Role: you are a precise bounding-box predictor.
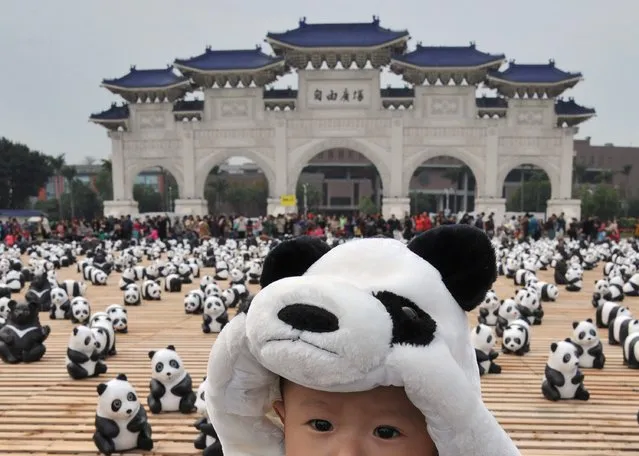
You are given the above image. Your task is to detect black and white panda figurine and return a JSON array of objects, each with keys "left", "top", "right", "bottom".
[
  {"left": 178, "top": 263, "right": 194, "bottom": 284},
  {"left": 90, "top": 267, "right": 108, "bottom": 286},
  {"left": 538, "top": 282, "right": 558, "bottom": 302},
  {"left": 246, "top": 262, "right": 262, "bottom": 285},
  {"left": 229, "top": 268, "right": 245, "bottom": 286},
  {"left": 515, "top": 289, "right": 543, "bottom": 326},
  {"left": 495, "top": 298, "right": 520, "bottom": 338},
  {"left": 49, "top": 286, "right": 71, "bottom": 320},
  {"left": 61, "top": 279, "right": 87, "bottom": 297},
  {"left": 25, "top": 272, "right": 52, "bottom": 312},
  {"left": 608, "top": 315, "right": 639, "bottom": 346},
  {"left": 106, "top": 304, "right": 128, "bottom": 334},
  {"left": 199, "top": 275, "right": 216, "bottom": 292},
  {"left": 118, "top": 268, "right": 137, "bottom": 291},
  {"left": 622, "top": 332, "right": 639, "bottom": 368},
  {"left": 501, "top": 319, "right": 531, "bottom": 356},
  {"left": 477, "top": 290, "right": 500, "bottom": 327},
  {"left": 66, "top": 325, "right": 108, "bottom": 379},
  {"left": 213, "top": 261, "right": 228, "bottom": 281},
  {"left": 569, "top": 319, "right": 605, "bottom": 369},
  {"left": 623, "top": 273, "right": 639, "bottom": 296},
  {"left": 564, "top": 267, "right": 582, "bottom": 292},
  {"left": 595, "top": 301, "right": 630, "bottom": 329},
  {"left": 203, "top": 282, "right": 222, "bottom": 298},
  {"left": 90, "top": 312, "right": 117, "bottom": 357},
  {"left": 513, "top": 268, "right": 531, "bottom": 286},
  {"left": 470, "top": 324, "right": 501, "bottom": 375},
  {"left": 70, "top": 297, "right": 91, "bottom": 324},
  {"left": 147, "top": 345, "right": 196, "bottom": 414},
  {"left": 193, "top": 377, "right": 222, "bottom": 456},
  {"left": 142, "top": 280, "right": 162, "bottom": 301},
  {"left": 0, "top": 299, "right": 51, "bottom": 363},
  {"left": 123, "top": 283, "right": 142, "bottom": 306},
  {"left": 0, "top": 284, "right": 11, "bottom": 299},
  {"left": 164, "top": 274, "right": 182, "bottom": 293},
  {"left": 608, "top": 277, "right": 625, "bottom": 302},
  {"left": 188, "top": 261, "right": 200, "bottom": 279},
  {"left": 93, "top": 373, "right": 154, "bottom": 456},
  {"left": 541, "top": 339, "right": 590, "bottom": 401},
  {"left": 184, "top": 290, "right": 205, "bottom": 315},
  {"left": 202, "top": 296, "right": 228, "bottom": 334},
  {"left": 4, "top": 269, "right": 24, "bottom": 292}
]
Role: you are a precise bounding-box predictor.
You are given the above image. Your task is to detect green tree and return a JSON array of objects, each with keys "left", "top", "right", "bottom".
[
  {"left": 595, "top": 169, "right": 615, "bottom": 184},
  {"left": 576, "top": 184, "right": 621, "bottom": 220},
  {"left": 409, "top": 192, "right": 437, "bottom": 214},
  {"left": 0, "top": 137, "right": 53, "bottom": 208},
  {"left": 94, "top": 159, "right": 113, "bottom": 201},
  {"left": 61, "top": 165, "right": 78, "bottom": 218},
  {"left": 134, "top": 184, "right": 163, "bottom": 212},
  {"left": 358, "top": 195, "right": 378, "bottom": 215},
  {"left": 572, "top": 162, "right": 588, "bottom": 187},
  {"left": 620, "top": 164, "right": 633, "bottom": 200},
  {"left": 296, "top": 182, "right": 322, "bottom": 212},
  {"left": 205, "top": 166, "right": 228, "bottom": 213}
]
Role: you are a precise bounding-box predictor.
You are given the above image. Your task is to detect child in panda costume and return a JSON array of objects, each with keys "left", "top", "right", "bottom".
[{"left": 205, "top": 229, "right": 520, "bottom": 456}]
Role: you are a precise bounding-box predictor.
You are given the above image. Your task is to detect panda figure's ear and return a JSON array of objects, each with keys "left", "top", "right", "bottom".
[
  {"left": 564, "top": 337, "right": 572, "bottom": 343},
  {"left": 97, "top": 383, "right": 107, "bottom": 396},
  {"left": 572, "top": 321, "right": 579, "bottom": 329},
  {"left": 260, "top": 236, "right": 331, "bottom": 288},
  {"left": 550, "top": 342, "right": 558, "bottom": 352},
  {"left": 167, "top": 345, "right": 176, "bottom": 351},
  {"left": 408, "top": 225, "right": 497, "bottom": 312},
  {"left": 586, "top": 318, "right": 593, "bottom": 323},
  {"left": 148, "top": 350, "right": 156, "bottom": 359},
  {"left": 73, "top": 327, "right": 79, "bottom": 335},
  {"left": 116, "top": 373, "right": 128, "bottom": 381},
  {"left": 475, "top": 326, "right": 481, "bottom": 334}
]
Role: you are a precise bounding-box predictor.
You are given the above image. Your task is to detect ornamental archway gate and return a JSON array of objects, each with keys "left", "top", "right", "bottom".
[{"left": 101, "top": 70, "right": 581, "bottom": 222}]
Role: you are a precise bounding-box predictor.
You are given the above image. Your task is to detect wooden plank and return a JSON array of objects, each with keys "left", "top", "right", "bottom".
[{"left": 0, "top": 258, "right": 638, "bottom": 455}]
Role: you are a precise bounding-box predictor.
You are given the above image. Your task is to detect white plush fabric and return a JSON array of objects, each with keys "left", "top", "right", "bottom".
[{"left": 207, "top": 236, "right": 521, "bottom": 456}]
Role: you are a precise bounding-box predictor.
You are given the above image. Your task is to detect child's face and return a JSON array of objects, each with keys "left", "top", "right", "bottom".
[{"left": 273, "top": 380, "right": 436, "bottom": 456}]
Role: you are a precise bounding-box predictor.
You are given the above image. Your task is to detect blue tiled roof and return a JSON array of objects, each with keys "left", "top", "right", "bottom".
[
  {"left": 89, "top": 103, "right": 130, "bottom": 120},
  {"left": 392, "top": 43, "right": 504, "bottom": 68},
  {"left": 266, "top": 17, "right": 409, "bottom": 48},
  {"left": 102, "top": 66, "right": 189, "bottom": 89},
  {"left": 174, "top": 47, "right": 284, "bottom": 71},
  {"left": 263, "top": 88, "right": 298, "bottom": 99},
  {"left": 555, "top": 98, "right": 595, "bottom": 116},
  {"left": 173, "top": 100, "right": 204, "bottom": 112},
  {"left": 380, "top": 87, "right": 414, "bottom": 97},
  {"left": 476, "top": 96, "right": 508, "bottom": 109},
  {"left": 487, "top": 60, "right": 582, "bottom": 84}
]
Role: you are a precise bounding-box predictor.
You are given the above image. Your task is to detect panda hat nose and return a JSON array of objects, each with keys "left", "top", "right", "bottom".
[
  {"left": 126, "top": 409, "right": 132, "bottom": 415},
  {"left": 278, "top": 304, "right": 339, "bottom": 333}
]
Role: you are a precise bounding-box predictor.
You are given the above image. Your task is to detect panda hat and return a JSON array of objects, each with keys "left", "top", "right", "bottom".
[{"left": 206, "top": 226, "right": 520, "bottom": 456}]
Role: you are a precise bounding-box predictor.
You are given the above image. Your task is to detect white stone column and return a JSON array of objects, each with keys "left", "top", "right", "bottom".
[
  {"left": 103, "top": 131, "right": 139, "bottom": 216},
  {"left": 267, "top": 198, "right": 295, "bottom": 216},
  {"left": 389, "top": 118, "right": 404, "bottom": 197},
  {"left": 382, "top": 197, "right": 410, "bottom": 219},
  {"left": 474, "top": 129, "right": 506, "bottom": 220},
  {"left": 173, "top": 124, "right": 208, "bottom": 216},
  {"left": 274, "top": 120, "right": 289, "bottom": 197}
]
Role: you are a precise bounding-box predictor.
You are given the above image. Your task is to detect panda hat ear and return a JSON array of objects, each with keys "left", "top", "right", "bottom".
[
  {"left": 408, "top": 225, "right": 497, "bottom": 312},
  {"left": 550, "top": 342, "right": 558, "bottom": 352},
  {"left": 167, "top": 345, "right": 176, "bottom": 351},
  {"left": 73, "top": 327, "right": 79, "bottom": 335},
  {"left": 148, "top": 350, "right": 156, "bottom": 359},
  {"left": 564, "top": 337, "right": 572, "bottom": 343},
  {"left": 586, "top": 318, "right": 593, "bottom": 323},
  {"left": 97, "top": 383, "right": 107, "bottom": 396},
  {"left": 259, "top": 236, "right": 331, "bottom": 288},
  {"left": 572, "top": 321, "right": 579, "bottom": 329},
  {"left": 7, "top": 300, "right": 17, "bottom": 312},
  {"left": 475, "top": 326, "right": 481, "bottom": 334}
]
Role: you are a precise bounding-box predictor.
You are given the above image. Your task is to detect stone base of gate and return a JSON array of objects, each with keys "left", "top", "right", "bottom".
[
  {"left": 474, "top": 198, "right": 507, "bottom": 224},
  {"left": 382, "top": 197, "right": 411, "bottom": 220},
  {"left": 546, "top": 199, "right": 581, "bottom": 221},
  {"left": 267, "top": 198, "right": 297, "bottom": 216},
  {"left": 174, "top": 199, "right": 208, "bottom": 216},
  {"left": 103, "top": 200, "right": 139, "bottom": 217}
]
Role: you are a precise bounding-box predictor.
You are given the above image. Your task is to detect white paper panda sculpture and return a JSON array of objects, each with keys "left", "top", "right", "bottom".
[
  {"left": 569, "top": 319, "right": 605, "bottom": 369},
  {"left": 123, "top": 284, "right": 141, "bottom": 306},
  {"left": 70, "top": 297, "right": 91, "bottom": 324},
  {"left": 502, "top": 320, "right": 531, "bottom": 356},
  {"left": 564, "top": 267, "right": 583, "bottom": 292},
  {"left": 61, "top": 279, "right": 87, "bottom": 297},
  {"left": 538, "top": 282, "right": 558, "bottom": 302},
  {"left": 495, "top": 298, "right": 520, "bottom": 338},
  {"left": 184, "top": 290, "right": 205, "bottom": 315},
  {"left": 164, "top": 274, "right": 182, "bottom": 293},
  {"left": 202, "top": 296, "right": 228, "bottom": 334},
  {"left": 142, "top": 280, "right": 161, "bottom": 301},
  {"left": 90, "top": 312, "right": 117, "bottom": 358},
  {"left": 66, "top": 325, "right": 108, "bottom": 379},
  {"left": 623, "top": 332, "right": 639, "bottom": 368},
  {"left": 471, "top": 324, "right": 501, "bottom": 375},
  {"left": 147, "top": 345, "right": 196, "bottom": 414},
  {"left": 106, "top": 305, "right": 128, "bottom": 334},
  {"left": 596, "top": 302, "right": 630, "bottom": 329},
  {"left": 199, "top": 275, "right": 216, "bottom": 292},
  {"left": 49, "top": 287, "right": 71, "bottom": 320},
  {"left": 541, "top": 339, "right": 590, "bottom": 401},
  {"left": 193, "top": 377, "right": 222, "bottom": 456},
  {"left": 93, "top": 373, "right": 154, "bottom": 455},
  {"left": 477, "top": 290, "right": 500, "bottom": 326}
]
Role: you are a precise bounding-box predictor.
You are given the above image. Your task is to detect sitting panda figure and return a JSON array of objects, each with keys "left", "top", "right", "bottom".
[
  {"left": 178, "top": 263, "right": 194, "bottom": 284},
  {"left": 89, "top": 267, "right": 108, "bottom": 286},
  {"left": 184, "top": 290, "right": 205, "bottom": 315},
  {"left": 541, "top": 339, "right": 590, "bottom": 401},
  {"left": 477, "top": 290, "right": 500, "bottom": 327},
  {"left": 623, "top": 273, "right": 639, "bottom": 297},
  {"left": 608, "top": 315, "right": 639, "bottom": 346},
  {"left": 106, "top": 304, "right": 128, "bottom": 334},
  {"left": 25, "top": 272, "right": 52, "bottom": 312},
  {"left": 193, "top": 377, "right": 222, "bottom": 456},
  {"left": 90, "top": 312, "right": 117, "bottom": 358},
  {"left": 164, "top": 274, "right": 183, "bottom": 293},
  {"left": 66, "top": 325, "right": 108, "bottom": 379},
  {"left": 553, "top": 259, "right": 568, "bottom": 285},
  {"left": 147, "top": 345, "right": 196, "bottom": 414},
  {"left": 142, "top": 280, "right": 162, "bottom": 301},
  {"left": 502, "top": 320, "right": 531, "bottom": 356},
  {"left": 3, "top": 269, "right": 24, "bottom": 292},
  {"left": 118, "top": 268, "right": 137, "bottom": 291},
  {"left": 569, "top": 319, "right": 605, "bottom": 369},
  {"left": 470, "top": 324, "right": 501, "bottom": 375},
  {"left": 123, "top": 284, "right": 142, "bottom": 306},
  {"left": 513, "top": 268, "right": 532, "bottom": 286},
  {"left": 144, "top": 264, "right": 160, "bottom": 280},
  {"left": 199, "top": 275, "right": 216, "bottom": 292},
  {"left": 495, "top": 298, "right": 520, "bottom": 338},
  {"left": 60, "top": 279, "right": 87, "bottom": 298},
  {"left": 70, "top": 297, "right": 91, "bottom": 324},
  {"left": 591, "top": 291, "right": 608, "bottom": 309},
  {"left": 537, "top": 282, "right": 559, "bottom": 302},
  {"left": 188, "top": 261, "right": 200, "bottom": 279},
  {"left": 608, "top": 277, "right": 625, "bottom": 302},
  {"left": 202, "top": 296, "right": 228, "bottom": 334},
  {"left": 0, "top": 299, "right": 51, "bottom": 363},
  {"left": 623, "top": 332, "right": 639, "bottom": 368},
  {"left": 564, "top": 267, "right": 583, "bottom": 292},
  {"left": 203, "top": 283, "right": 222, "bottom": 298},
  {"left": 49, "top": 287, "right": 71, "bottom": 320},
  {"left": 93, "top": 373, "right": 154, "bottom": 456},
  {"left": 246, "top": 262, "right": 262, "bottom": 285},
  {"left": 213, "top": 261, "right": 228, "bottom": 281},
  {"left": 595, "top": 301, "right": 630, "bottom": 329},
  {"left": 229, "top": 268, "right": 245, "bottom": 286},
  {"left": 516, "top": 289, "right": 543, "bottom": 326}
]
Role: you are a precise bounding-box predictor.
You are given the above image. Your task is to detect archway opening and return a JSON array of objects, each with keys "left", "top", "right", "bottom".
[
  {"left": 297, "top": 148, "right": 383, "bottom": 215},
  {"left": 204, "top": 157, "right": 269, "bottom": 216},
  {"left": 503, "top": 165, "right": 551, "bottom": 213},
  {"left": 408, "top": 157, "right": 476, "bottom": 215},
  {"left": 133, "top": 167, "right": 179, "bottom": 213}
]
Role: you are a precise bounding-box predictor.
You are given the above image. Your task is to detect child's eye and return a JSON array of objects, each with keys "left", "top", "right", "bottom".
[
  {"left": 308, "top": 419, "right": 333, "bottom": 432},
  {"left": 374, "top": 426, "right": 400, "bottom": 439}
]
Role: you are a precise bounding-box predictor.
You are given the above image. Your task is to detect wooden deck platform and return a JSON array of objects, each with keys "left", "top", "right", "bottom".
[{"left": 0, "top": 260, "right": 638, "bottom": 455}]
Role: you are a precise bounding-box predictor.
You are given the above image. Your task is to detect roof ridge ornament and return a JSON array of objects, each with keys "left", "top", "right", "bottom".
[
  {"left": 206, "top": 45, "right": 212, "bottom": 52},
  {"left": 469, "top": 41, "right": 476, "bottom": 49},
  {"left": 255, "top": 44, "right": 261, "bottom": 51},
  {"left": 372, "top": 15, "right": 380, "bottom": 25},
  {"left": 548, "top": 58, "right": 555, "bottom": 67},
  {"left": 130, "top": 65, "right": 136, "bottom": 71},
  {"left": 299, "top": 16, "right": 307, "bottom": 26}
]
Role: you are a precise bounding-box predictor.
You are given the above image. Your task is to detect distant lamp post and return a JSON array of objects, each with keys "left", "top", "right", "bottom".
[{"left": 302, "top": 183, "right": 309, "bottom": 216}]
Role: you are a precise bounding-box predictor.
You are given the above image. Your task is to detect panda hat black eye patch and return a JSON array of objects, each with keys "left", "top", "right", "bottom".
[{"left": 373, "top": 291, "right": 437, "bottom": 346}]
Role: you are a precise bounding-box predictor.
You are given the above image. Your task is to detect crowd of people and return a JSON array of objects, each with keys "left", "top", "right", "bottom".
[{"left": 0, "top": 210, "right": 635, "bottom": 245}]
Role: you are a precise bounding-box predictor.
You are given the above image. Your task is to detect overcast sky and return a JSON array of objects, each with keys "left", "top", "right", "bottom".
[{"left": 0, "top": 0, "right": 636, "bottom": 164}]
